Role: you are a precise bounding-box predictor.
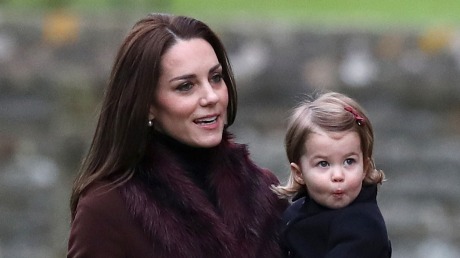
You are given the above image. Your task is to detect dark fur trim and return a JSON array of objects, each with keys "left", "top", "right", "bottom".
[{"left": 119, "top": 132, "right": 285, "bottom": 257}]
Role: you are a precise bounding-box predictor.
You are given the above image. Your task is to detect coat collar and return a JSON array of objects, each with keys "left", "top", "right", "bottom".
[
  {"left": 296, "top": 184, "right": 378, "bottom": 217},
  {"left": 118, "top": 131, "right": 283, "bottom": 257}
]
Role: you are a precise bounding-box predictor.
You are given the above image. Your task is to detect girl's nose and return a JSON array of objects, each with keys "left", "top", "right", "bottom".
[{"left": 331, "top": 167, "right": 345, "bottom": 182}]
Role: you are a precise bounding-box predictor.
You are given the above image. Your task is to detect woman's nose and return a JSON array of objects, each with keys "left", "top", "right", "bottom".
[{"left": 199, "top": 83, "right": 219, "bottom": 106}]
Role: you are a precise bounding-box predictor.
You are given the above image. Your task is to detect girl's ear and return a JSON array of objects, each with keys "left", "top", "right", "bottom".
[{"left": 290, "top": 162, "right": 305, "bottom": 185}]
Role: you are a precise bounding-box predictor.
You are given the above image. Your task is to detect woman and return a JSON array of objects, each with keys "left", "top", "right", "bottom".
[{"left": 68, "top": 13, "right": 287, "bottom": 257}]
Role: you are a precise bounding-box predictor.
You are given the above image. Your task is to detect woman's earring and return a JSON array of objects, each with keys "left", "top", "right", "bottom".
[{"left": 148, "top": 119, "right": 153, "bottom": 127}]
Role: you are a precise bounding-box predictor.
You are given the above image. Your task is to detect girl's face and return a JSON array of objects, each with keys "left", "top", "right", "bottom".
[
  {"left": 150, "top": 38, "right": 228, "bottom": 148},
  {"left": 292, "top": 130, "right": 366, "bottom": 209}
]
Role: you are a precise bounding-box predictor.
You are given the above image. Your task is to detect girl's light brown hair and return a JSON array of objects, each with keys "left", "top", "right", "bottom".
[{"left": 273, "top": 91, "right": 385, "bottom": 199}]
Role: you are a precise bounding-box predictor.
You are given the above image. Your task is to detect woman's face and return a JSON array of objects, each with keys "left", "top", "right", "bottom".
[
  {"left": 150, "top": 38, "right": 228, "bottom": 148},
  {"left": 291, "top": 130, "right": 366, "bottom": 209}
]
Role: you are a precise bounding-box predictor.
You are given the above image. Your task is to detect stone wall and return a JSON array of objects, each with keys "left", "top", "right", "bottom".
[{"left": 1, "top": 11, "right": 459, "bottom": 258}]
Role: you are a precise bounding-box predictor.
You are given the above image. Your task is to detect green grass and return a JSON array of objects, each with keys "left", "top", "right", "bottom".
[
  {"left": 2, "top": 0, "right": 460, "bottom": 28},
  {"left": 168, "top": 0, "right": 460, "bottom": 28}
]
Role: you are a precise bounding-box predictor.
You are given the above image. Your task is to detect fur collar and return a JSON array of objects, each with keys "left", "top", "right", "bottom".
[{"left": 119, "top": 132, "right": 284, "bottom": 257}]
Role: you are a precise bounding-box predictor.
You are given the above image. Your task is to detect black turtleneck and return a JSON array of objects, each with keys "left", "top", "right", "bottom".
[{"left": 153, "top": 131, "right": 218, "bottom": 206}]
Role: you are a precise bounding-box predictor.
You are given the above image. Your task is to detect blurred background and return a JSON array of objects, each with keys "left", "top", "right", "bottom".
[{"left": 1, "top": 0, "right": 460, "bottom": 257}]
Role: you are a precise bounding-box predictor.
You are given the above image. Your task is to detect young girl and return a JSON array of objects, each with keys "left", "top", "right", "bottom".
[{"left": 272, "top": 92, "right": 392, "bottom": 258}]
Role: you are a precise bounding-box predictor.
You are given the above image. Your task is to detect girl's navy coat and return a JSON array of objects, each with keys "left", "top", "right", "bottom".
[{"left": 280, "top": 185, "right": 391, "bottom": 258}]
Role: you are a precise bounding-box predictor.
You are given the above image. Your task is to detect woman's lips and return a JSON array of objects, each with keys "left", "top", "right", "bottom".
[{"left": 194, "top": 115, "right": 218, "bottom": 125}]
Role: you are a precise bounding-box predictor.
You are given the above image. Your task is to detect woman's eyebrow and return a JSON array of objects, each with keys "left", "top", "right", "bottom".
[
  {"left": 169, "top": 64, "right": 222, "bottom": 83},
  {"left": 209, "top": 63, "right": 222, "bottom": 73},
  {"left": 169, "top": 74, "right": 195, "bottom": 83}
]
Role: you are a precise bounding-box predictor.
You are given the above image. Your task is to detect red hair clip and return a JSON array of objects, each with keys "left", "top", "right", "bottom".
[{"left": 344, "top": 106, "right": 365, "bottom": 126}]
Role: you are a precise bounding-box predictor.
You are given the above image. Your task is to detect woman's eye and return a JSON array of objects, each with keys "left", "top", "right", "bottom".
[
  {"left": 176, "top": 82, "right": 193, "bottom": 92},
  {"left": 318, "top": 161, "right": 329, "bottom": 168},
  {"left": 210, "top": 73, "right": 223, "bottom": 83}
]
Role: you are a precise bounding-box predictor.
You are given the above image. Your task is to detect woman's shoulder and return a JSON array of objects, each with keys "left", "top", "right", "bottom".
[
  {"left": 80, "top": 180, "right": 119, "bottom": 202},
  {"left": 75, "top": 180, "right": 127, "bottom": 219},
  {"left": 225, "top": 137, "right": 280, "bottom": 185},
  {"left": 258, "top": 167, "right": 280, "bottom": 185},
  {"left": 69, "top": 180, "right": 149, "bottom": 257}
]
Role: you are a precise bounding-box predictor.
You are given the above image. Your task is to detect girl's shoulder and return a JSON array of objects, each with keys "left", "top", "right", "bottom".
[
  {"left": 333, "top": 201, "right": 388, "bottom": 239},
  {"left": 281, "top": 196, "right": 306, "bottom": 224}
]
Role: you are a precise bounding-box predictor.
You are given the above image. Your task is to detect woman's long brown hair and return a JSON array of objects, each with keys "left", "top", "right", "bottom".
[{"left": 70, "top": 13, "right": 237, "bottom": 219}]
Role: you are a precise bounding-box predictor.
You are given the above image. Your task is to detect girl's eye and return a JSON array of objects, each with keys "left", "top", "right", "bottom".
[
  {"left": 210, "top": 73, "right": 223, "bottom": 84},
  {"left": 176, "top": 82, "right": 193, "bottom": 92},
  {"left": 318, "top": 161, "right": 329, "bottom": 168},
  {"left": 344, "top": 158, "right": 355, "bottom": 166}
]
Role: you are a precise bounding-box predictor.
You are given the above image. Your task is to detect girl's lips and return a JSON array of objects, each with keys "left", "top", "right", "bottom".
[
  {"left": 332, "top": 189, "right": 344, "bottom": 197},
  {"left": 333, "top": 189, "right": 344, "bottom": 194}
]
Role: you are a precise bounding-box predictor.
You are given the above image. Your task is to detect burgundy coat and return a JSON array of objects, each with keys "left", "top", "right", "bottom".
[{"left": 68, "top": 133, "right": 287, "bottom": 258}]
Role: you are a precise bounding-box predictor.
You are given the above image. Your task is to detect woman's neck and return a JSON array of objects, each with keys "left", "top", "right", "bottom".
[
  {"left": 153, "top": 131, "right": 217, "bottom": 162},
  {"left": 153, "top": 131, "right": 218, "bottom": 203}
]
